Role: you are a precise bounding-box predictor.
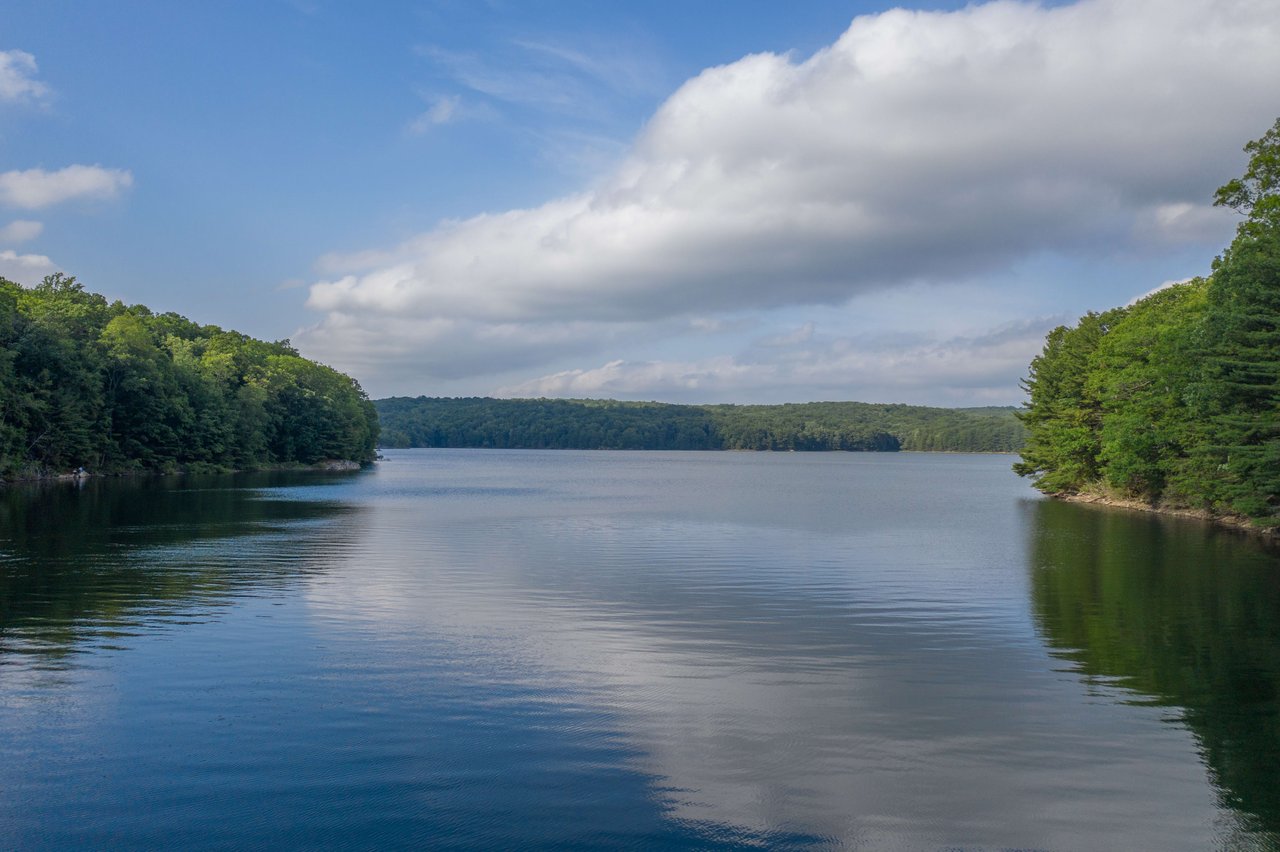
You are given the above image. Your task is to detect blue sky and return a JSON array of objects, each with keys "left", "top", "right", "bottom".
[{"left": 2, "top": 0, "right": 1276, "bottom": 404}]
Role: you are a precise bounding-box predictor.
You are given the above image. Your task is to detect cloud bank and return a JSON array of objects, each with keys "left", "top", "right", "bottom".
[
  {"left": 0, "top": 165, "right": 134, "bottom": 210},
  {"left": 496, "top": 319, "right": 1056, "bottom": 405},
  {"left": 0, "top": 220, "right": 42, "bottom": 243},
  {"left": 0, "top": 249, "right": 57, "bottom": 284},
  {"left": 302, "top": 0, "right": 1279, "bottom": 399}
]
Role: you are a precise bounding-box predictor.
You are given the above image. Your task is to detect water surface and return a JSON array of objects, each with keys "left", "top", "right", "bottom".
[{"left": 1, "top": 450, "right": 1277, "bottom": 849}]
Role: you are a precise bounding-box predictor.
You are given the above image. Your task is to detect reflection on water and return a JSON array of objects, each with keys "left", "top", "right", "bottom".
[
  {"left": 1030, "top": 499, "right": 1280, "bottom": 846},
  {"left": 2, "top": 451, "right": 1279, "bottom": 849},
  {"left": 0, "top": 470, "right": 363, "bottom": 665}
]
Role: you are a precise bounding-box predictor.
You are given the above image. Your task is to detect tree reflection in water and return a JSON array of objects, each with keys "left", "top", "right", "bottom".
[
  {"left": 0, "top": 470, "right": 364, "bottom": 666},
  {"left": 1029, "top": 499, "right": 1280, "bottom": 842}
]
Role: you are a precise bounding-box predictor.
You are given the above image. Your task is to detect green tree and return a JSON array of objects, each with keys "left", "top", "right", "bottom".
[
  {"left": 1013, "top": 311, "right": 1116, "bottom": 492},
  {"left": 0, "top": 274, "right": 377, "bottom": 479},
  {"left": 1192, "top": 119, "right": 1280, "bottom": 522},
  {"left": 1015, "top": 117, "right": 1280, "bottom": 528},
  {"left": 1088, "top": 281, "right": 1207, "bottom": 499},
  {"left": 1214, "top": 117, "right": 1280, "bottom": 227}
]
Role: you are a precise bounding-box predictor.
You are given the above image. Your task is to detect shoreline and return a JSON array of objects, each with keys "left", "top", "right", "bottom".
[
  {"left": 0, "top": 458, "right": 368, "bottom": 487},
  {"left": 1055, "top": 491, "right": 1277, "bottom": 538},
  {"left": 377, "top": 446, "right": 1020, "bottom": 454}
]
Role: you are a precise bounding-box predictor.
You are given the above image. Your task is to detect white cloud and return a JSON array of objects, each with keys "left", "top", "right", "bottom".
[
  {"left": 1126, "top": 277, "right": 1194, "bottom": 306},
  {"left": 508, "top": 36, "right": 666, "bottom": 100},
  {"left": 417, "top": 33, "right": 663, "bottom": 117},
  {"left": 1133, "top": 202, "right": 1236, "bottom": 245},
  {"left": 0, "top": 165, "right": 134, "bottom": 210},
  {"left": 408, "top": 94, "right": 462, "bottom": 134},
  {"left": 405, "top": 93, "right": 501, "bottom": 137},
  {"left": 495, "top": 319, "right": 1057, "bottom": 405},
  {"left": 410, "top": 29, "right": 663, "bottom": 175},
  {"left": 499, "top": 357, "right": 755, "bottom": 399},
  {"left": 0, "top": 50, "right": 49, "bottom": 104},
  {"left": 417, "top": 43, "right": 586, "bottom": 113},
  {"left": 299, "top": 309, "right": 646, "bottom": 395},
  {"left": 304, "top": 0, "right": 1280, "bottom": 395},
  {"left": 0, "top": 249, "right": 58, "bottom": 284},
  {"left": 0, "top": 219, "right": 43, "bottom": 243},
  {"left": 758, "top": 322, "right": 815, "bottom": 348}
]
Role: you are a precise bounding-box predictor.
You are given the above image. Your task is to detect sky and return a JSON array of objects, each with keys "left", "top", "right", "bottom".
[{"left": 2, "top": 0, "right": 1277, "bottom": 406}]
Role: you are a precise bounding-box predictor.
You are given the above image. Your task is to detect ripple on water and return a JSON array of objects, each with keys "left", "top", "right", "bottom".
[{"left": 2, "top": 450, "right": 1278, "bottom": 850}]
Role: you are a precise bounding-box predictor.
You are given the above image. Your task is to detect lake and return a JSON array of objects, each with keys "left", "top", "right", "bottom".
[{"left": 2, "top": 450, "right": 1278, "bottom": 850}]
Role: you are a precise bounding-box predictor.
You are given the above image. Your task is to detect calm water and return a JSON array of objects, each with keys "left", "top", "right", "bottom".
[{"left": 1, "top": 450, "right": 1278, "bottom": 850}]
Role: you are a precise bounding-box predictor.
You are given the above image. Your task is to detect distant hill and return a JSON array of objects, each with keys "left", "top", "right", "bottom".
[{"left": 373, "top": 397, "right": 1025, "bottom": 453}]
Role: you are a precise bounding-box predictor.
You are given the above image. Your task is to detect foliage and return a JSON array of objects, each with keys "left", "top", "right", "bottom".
[
  {"left": 373, "top": 396, "right": 1026, "bottom": 454},
  {"left": 0, "top": 275, "right": 378, "bottom": 478},
  {"left": 1012, "top": 311, "right": 1113, "bottom": 492},
  {"left": 1091, "top": 284, "right": 1206, "bottom": 501},
  {"left": 1214, "top": 116, "right": 1280, "bottom": 226},
  {"left": 1016, "top": 117, "right": 1280, "bottom": 527}
]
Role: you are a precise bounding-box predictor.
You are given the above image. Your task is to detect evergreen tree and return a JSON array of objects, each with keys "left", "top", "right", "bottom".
[
  {"left": 1012, "top": 311, "right": 1116, "bottom": 492},
  {"left": 1193, "top": 118, "right": 1280, "bottom": 521}
]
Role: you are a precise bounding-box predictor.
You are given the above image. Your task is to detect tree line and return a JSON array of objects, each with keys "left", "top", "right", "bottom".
[
  {"left": 1015, "top": 118, "right": 1280, "bottom": 528},
  {"left": 0, "top": 274, "right": 379, "bottom": 479},
  {"left": 374, "top": 396, "right": 1026, "bottom": 453}
]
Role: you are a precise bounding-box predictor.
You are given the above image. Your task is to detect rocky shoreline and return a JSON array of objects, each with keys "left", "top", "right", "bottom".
[{"left": 1056, "top": 491, "right": 1277, "bottom": 538}]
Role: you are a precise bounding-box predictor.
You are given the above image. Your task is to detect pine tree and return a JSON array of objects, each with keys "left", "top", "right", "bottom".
[
  {"left": 1192, "top": 119, "right": 1280, "bottom": 522},
  {"left": 1012, "top": 311, "right": 1117, "bottom": 492}
]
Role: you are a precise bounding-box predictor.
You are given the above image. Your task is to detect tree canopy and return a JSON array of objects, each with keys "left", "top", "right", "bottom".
[{"left": 0, "top": 274, "right": 378, "bottom": 478}]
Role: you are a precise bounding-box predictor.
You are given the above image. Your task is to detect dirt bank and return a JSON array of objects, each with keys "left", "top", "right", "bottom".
[{"left": 1056, "top": 491, "right": 1277, "bottom": 538}]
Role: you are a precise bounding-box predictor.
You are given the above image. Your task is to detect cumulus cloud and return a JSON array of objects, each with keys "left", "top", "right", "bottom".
[
  {"left": 0, "top": 249, "right": 57, "bottom": 284},
  {"left": 0, "top": 165, "right": 133, "bottom": 210},
  {"left": 0, "top": 50, "right": 49, "bottom": 104},
  {"left": 0, "top": 220, "right": 43, "bottom": 242},
  {"left": 303, "top": 0, "right": 1279, "bottom": 395},
  {"left": 302, "top": 309, "right": 649, "bottom": 395}
]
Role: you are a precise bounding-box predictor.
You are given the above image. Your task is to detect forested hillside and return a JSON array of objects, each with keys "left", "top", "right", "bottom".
[
  {"left": 0, "top": 274, "right": 379, "bottom": 479},
  {"left": 1015, "top": 118, "right": 1280, "bottom": 528},
  {"left": 374, "top": 396, "right": 1025, "bottom": 453}
]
